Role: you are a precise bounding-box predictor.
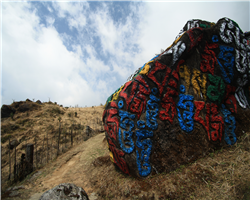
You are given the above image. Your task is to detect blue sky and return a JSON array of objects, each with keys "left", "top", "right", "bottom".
[{"left": 1, "top": 1, "right": 249, "bottom": 107}]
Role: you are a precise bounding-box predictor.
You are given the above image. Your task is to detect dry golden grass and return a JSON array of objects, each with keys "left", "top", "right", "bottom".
[
  {"left": 1, "top": 102, "right": 104, "bottom": 193},
  {"left": 89, "top": 132, "right": 250, "bottom": 200},
  {"left": 1, "top": 101, "right": 250, "bottom": 200}
]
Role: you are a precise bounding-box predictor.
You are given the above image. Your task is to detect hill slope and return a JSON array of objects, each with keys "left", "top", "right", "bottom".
[{"left": 1, "top": 102, "right": 250, "bottom": 200}]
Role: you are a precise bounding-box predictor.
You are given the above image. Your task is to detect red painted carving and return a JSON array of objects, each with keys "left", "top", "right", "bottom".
[
  {"left": 194, "top": 101, "right": 210, "bottom": 140},
  {"left": 210, "top": 103, "right": 224, "bottom": 142},
  {"left": 200, "top": 42, "right": 218, "bottom": 75},
  {"left": 148, "top": 61, "right": 171, "bottom": 97},
  {"left": 131, "top": 75, "right": 151, "bottom": 119},
  {"left": 168, "top": 79, "right": 178, "bottom": 89},
  {"left": 187, "top": 27, "right": 203, "bottom": 51},
  {"left": 159, "top": 87, "right": 178, "bottom": 123},
  {"left": 103, "top": 102, "right": 119, "bottom": 141},
  {"left": 194, "top": 102, "right": 223, "bottom": 142},
  {"left": 119, "top": 80, "right": 136, "bottom": 110},
  {"left": 223, "top": 85, "right": 237, "bottom": 113},
  {"left": 108, "top": 138, "right": 130, "bottom": 175},
  {"left": 119, "top": 75, "right": 151, "bottom": 119},
  {"left": 159, "top": 68, "right": 179, "bottom": 124}
]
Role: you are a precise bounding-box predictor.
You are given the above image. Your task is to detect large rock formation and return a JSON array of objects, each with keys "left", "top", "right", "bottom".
[{"left": 103, "top": 18, "right": 250, "bottom": 178}]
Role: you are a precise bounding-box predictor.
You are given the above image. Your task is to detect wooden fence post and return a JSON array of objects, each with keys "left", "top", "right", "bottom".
[
  {"left": 42, "top": 136, "right": 45, "bottom": 165},
  {"left": 71, "top": 125, "right": 73, "bottom": 146},
  {"left": 57, "top": 122, "right": 61, "bottom": 156},
  {"left": 47, "top": 132, "right": 48, "bottom": 163},
  {"left": 50, "top": 135, "right": 53, "bottom": 160},
  {"left": 8, "top": 138, "right": 11, "bottom": 180},
  {"left": 14, "top": 146, "right": 16, "bottom": 181},
  {"left": 35, "top": 136, "right": 37, "bottom": 169},
  {"left": 26, "top": 144, "right": 34, "bottom": 174},
  {"left": 64, "top": 127, "right": 66, "bottom": 150}
]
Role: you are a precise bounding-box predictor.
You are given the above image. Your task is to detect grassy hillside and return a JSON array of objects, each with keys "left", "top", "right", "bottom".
[{"left": 1, "top": 101, "right": 250, "bottom": 200}]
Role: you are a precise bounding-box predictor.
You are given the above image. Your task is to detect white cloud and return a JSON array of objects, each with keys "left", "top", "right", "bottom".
[
  {"left": 47, "top": 5, "right": 53, "bottom": 13},
  {"left": 52, "top": 2, "right": 89, "bottom": 31},
  {"left": 46, "top": 16, "right": 55, "bottom": 26},
  {"left": 2, "top": 2, "right": 105, "bottom": 106},
  {"left": 2, "top": 1, "right": 249, "bottom": 107}
]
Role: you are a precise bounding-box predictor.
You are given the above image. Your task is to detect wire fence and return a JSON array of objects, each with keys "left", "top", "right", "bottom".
[{"left": 4, "top": 119, "right": 104, "bottom": 183}]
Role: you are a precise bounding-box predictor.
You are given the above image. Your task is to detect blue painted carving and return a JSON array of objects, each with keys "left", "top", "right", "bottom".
[
  {"left": 212, "top": 35, "right": 219, "bottom": 43},
  {"left": 217, "top": 45, "right": 234, "bottom": 84},
  {"left": 221, "top": 104, "right": 237, "bottom": 145},
  {"left": 146, "top": 88, "right": 160, "bottom": 130},
  {"left": 136, "top": 129, "right": 153, "bottom": 177},
  {"left": 177, "top": 85, "right": 194, "bottom": 133},
  {"left": 118, "top": 109, "right": 135, "bottom": 154},
  {"left": 137, "top": 120, "right": 146, "bottom": 129},
  {"left": 118, "top": 100, "right": 124, "bottom": 109}
]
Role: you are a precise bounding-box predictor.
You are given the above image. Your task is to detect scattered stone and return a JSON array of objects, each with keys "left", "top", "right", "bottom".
[
  {"left": 39, "top": 183, "right": 89, "bottom": 200},
  {"left": 103, "top": 17, "right": 250, "bottom": 177}
]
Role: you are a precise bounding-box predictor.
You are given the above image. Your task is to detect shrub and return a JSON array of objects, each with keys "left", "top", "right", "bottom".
[{"left": 10, "top": 112, "right": 14, "bottom": 120}]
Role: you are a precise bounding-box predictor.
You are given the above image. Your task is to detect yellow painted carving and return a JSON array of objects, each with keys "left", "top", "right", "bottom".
[
  {"left": 107, "top": 141, "right": 114, "bottom": 163},
  {"left": 139, "top": 60, "right": 154, "bottom": 75},
  {"left": 111, "top": 85, "right": 125, "bottom": 102},
  {"left": 179, "top": 64, "right": 191, "bottom": 93},
  {"left": 210, "top": 22, "right": 215, "bottom": 26},
  {"left": 191, "top": 68, "right": 207, "bottom": 101},
  {"left": 109, "top": 152, "right": 114, "bottom": 163}
]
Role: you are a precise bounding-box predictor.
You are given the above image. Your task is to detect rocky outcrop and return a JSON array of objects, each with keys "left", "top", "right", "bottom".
[
  {"left": 39, "top": 183, "right": 89, "bottom": 200},
  {"left": 36, "top": 100, "right": 42, "bottom": 104},
  {"left": 1, "top": 105, "right": 15, "bottom": 118},
  {"left": 103, "top": 18, "right": 250, "bottom": 178}
]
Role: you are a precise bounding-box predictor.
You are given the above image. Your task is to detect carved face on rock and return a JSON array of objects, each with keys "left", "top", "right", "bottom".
[{"left": 103, "top": 17, "right": 250, "bottom": 177}]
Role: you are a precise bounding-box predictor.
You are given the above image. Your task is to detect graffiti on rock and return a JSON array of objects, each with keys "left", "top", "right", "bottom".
[
  {"left": 103, "top": 17, "right": 250, "bottom": 177},
  {"left": 136, "top": 121, "right": 154, "bottom": 177},
  {"left": 177, "top": 85, "right": 195, "bottom": 133},
  {"left": 200, "top": 42, "right": 218, "bottom": 75},
  {"left": 221, "top": 104, "right": 237, "bottom": 145},
  {"left": 118, "top": 100, "right": 135, "bottom": 154},
  {"left": 217, "top": 45, "right": 235, "bottom": 84}
]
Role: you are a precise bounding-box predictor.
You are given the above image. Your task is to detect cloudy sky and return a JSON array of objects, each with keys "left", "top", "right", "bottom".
[{"left": 1, "top": 1, "right": 249, "bottom": 107}]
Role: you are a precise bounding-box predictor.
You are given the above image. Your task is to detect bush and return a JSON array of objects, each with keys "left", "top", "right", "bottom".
[{"left": 10, "top": 112, "right": 14, "bottom": 120}]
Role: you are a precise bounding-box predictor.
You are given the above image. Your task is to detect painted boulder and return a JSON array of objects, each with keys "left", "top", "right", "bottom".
[{"left": 102, "top": 18, "right": 250, "bottom": 178}]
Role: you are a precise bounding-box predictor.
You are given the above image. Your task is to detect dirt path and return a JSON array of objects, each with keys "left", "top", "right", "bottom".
[{"left": 2, "top": 132, "right": 109, "bottom": 200}]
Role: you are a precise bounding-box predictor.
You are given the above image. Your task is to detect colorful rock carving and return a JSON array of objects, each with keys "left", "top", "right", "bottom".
[{"left": 103, "top": 18, "right": 250, "bottom": 178}]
